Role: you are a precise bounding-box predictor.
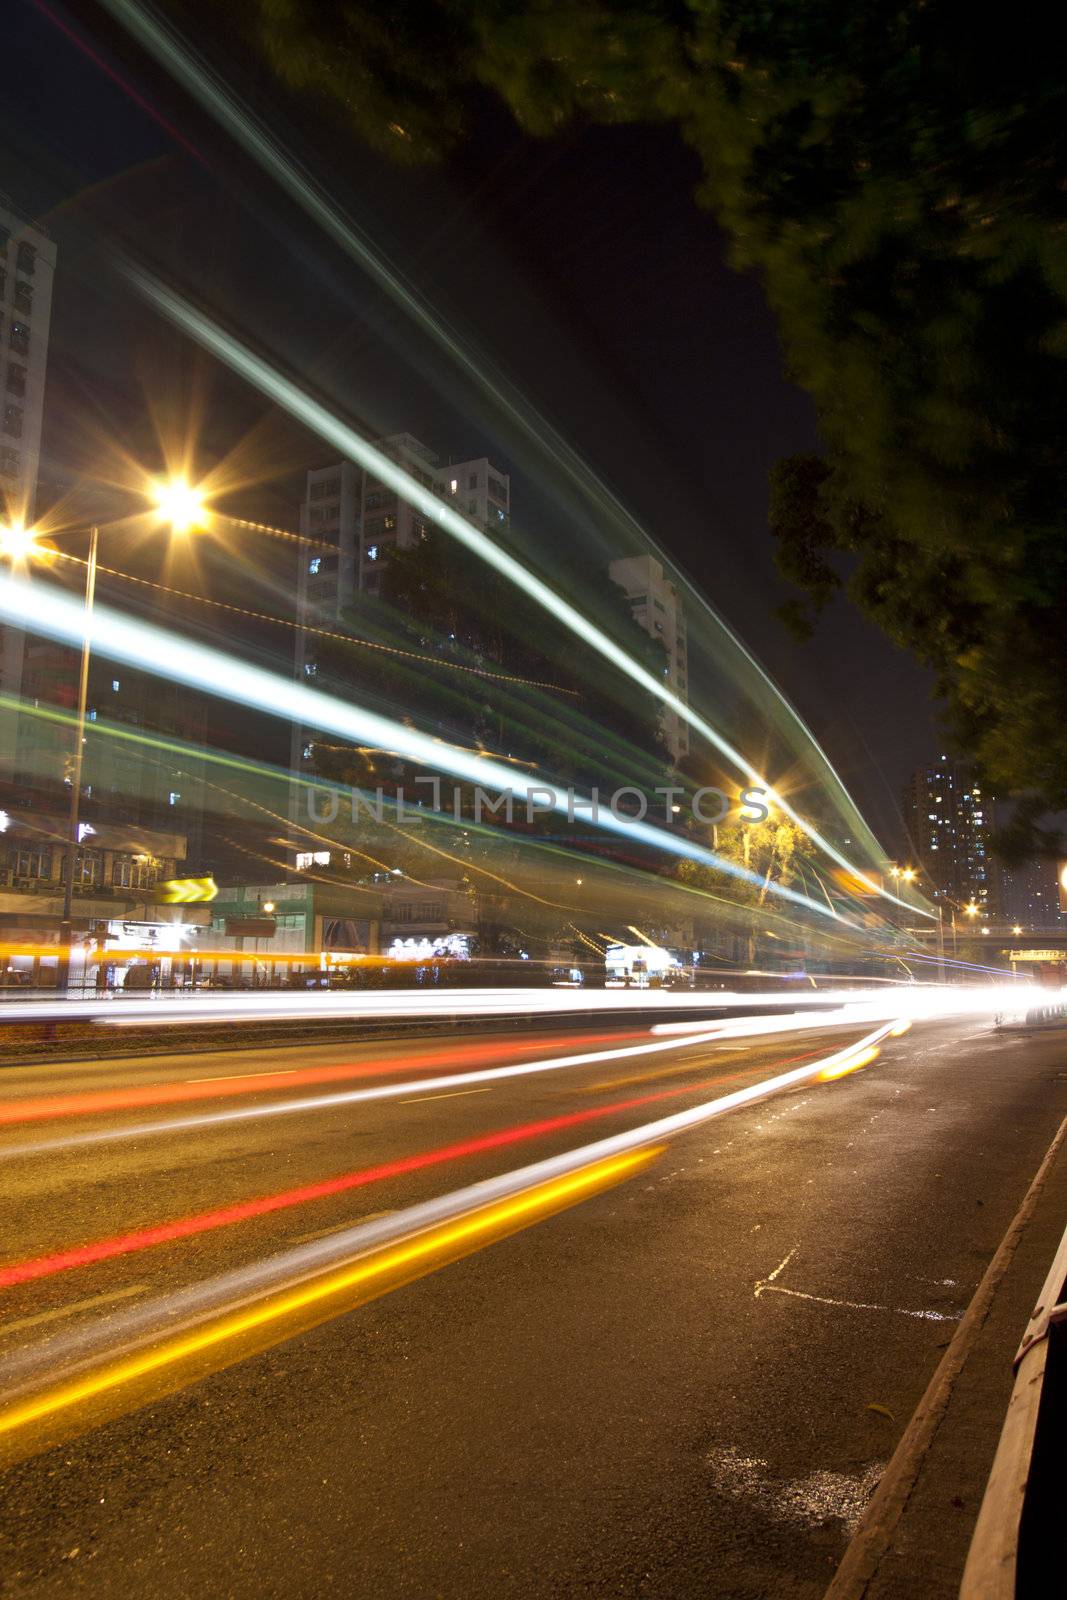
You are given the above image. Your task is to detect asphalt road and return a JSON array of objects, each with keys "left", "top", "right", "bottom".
[{"left": 0, "top": 1012, "right": 1065, "bottom": 1598}]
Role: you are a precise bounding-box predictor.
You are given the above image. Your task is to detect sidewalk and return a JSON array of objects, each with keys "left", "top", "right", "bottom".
[{"left": 826, "top": 1108, "right": 1067, "bottom": 1599}]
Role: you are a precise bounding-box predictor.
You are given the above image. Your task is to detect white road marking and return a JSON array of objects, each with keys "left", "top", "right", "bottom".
[
  {"left": 398, "top": 1088, "right": 493, "bottom": 1105},
  {"left": 754, "top": 1249, "right": 959, "bottom": 1322},
  {"left": 185, "top": 1068, "right": 300, "bottom": 1083},
  {"left": 0, "top": 1283, "right": 146, "bottom": 1339},
  {"left": 292, "top": 1212, "right": 394, "bottom": 1245}
]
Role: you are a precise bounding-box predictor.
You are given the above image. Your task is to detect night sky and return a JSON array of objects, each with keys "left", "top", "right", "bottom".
[{"left": 5, "top": 0, "right": 941, "bottom": 848}]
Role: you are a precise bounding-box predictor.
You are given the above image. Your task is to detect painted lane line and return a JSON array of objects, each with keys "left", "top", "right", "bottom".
[
  {"left": 292, "top": 1212, "right": 394, "bottom": 1246},
  {"left": 0, "top": 1285, "right": 146, "bottom": 1340},
  {"left": 186, "top": 1069, "right": 300, "bottom": 1083},
  {"left": 398, "top": 1089, "right": 493, "bottom": 1105}
]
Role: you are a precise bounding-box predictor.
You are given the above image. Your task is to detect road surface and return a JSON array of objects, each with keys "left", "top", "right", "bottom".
[{"left": 0, "top": 1012, "right": 1065, "bottom": 1597}]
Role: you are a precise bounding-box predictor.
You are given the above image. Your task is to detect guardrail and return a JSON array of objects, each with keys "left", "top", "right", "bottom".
[{"left": 960, "top": 1214, "right": 1067, "bottom": 1597}]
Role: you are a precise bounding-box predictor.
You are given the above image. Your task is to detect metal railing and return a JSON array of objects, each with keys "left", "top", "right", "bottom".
[{"left": 960, "top": 1216, "right": 1067, "bottom": 1597}]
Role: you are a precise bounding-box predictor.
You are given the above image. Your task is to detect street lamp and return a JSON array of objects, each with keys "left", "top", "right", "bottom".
[
  {"left": 964, "top": 901, "right": 980, "bottom": 918},
  {"left": 152, "top": 478, "right": 206, "bottom": 535},
  {"left": 2, "top": 481, "right": 208, "bottom": 991},
  {"left": 0, "top": 520, "right": 43, "bottom": 563}
]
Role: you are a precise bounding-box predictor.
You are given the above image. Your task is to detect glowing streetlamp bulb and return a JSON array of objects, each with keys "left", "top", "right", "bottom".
[
  {"left": 1012, "top": 925, "right": 1022, "bottom": 935},
  {"left": 153, "top": 478, "right": 206, "bottom": 533},
  {"left": 964, "top": 901, "right": 979, "bottom": 917},
  {"left": 262, "top": 901, "right": 275, "bottom": 914},
  {"left": 901, "top": 867, "right": 916, "bottom": 882},
  {"left": 0, "top": 521, "right": 41, "bottom": 562}
]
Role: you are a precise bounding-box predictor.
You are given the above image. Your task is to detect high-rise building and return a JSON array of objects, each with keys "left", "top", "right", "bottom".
[
  {"left": 289, "top": 436, "right": 510, "bottom": 816},
  {"left": 0, "top": 199, "right": 57, "bottom": 780},
  {"left": 0, "top": 199, "right": 54, "bottom": 524},
  {"left": 607, "top": 554, "right": 689, "bottom": 762},
  {"left": 901, "top": 755, "right": 994, "bottom": 912},
  {"left": 294, "top": 435, "right": 511, "bottom": 621}
]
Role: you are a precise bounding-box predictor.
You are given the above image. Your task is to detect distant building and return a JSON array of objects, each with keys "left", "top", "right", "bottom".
[
  {"left": 0, "top": 198, "right": 57, "bottom": 779},
  {"left": 608, "top": 553, "right": 689, "bottom": 762},
  {"left": 996, "top": 856, "right": 1066, "bottom": 931},
  {"left": 902, "top": 755, "right": 994, "bottom": 913}
]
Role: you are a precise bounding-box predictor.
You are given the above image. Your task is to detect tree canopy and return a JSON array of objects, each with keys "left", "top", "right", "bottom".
[{"left": 210, "top": 0, "right": 1067, "bottom": 854}]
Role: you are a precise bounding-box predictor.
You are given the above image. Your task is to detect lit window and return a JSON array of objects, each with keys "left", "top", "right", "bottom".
[
  {"left": 112, "top": 679, "right": 120, "bottom": 692},
  {"left": 309, "top": 556, "right": 321, "bottom": 575},
  {"left": 449, "top": 478, "right": 458, "bottom": 494},
  {"left": 168, "top": 791, "right": 181, "bottom": 806},
  {"left": 366, "top": 544, "right": 378, "bottom": 561}
]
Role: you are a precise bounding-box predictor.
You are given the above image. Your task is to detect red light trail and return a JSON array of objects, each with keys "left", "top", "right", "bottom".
[{"left": 0, "top": 1049, "right": 820, "bottom": 1290}]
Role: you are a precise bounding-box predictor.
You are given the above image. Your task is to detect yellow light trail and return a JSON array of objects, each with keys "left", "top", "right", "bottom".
[
  {"left": 0, "top": 1147, "right": 657, "bottom": 1462},
  {"left": 817, "top": 1045, "right": 880, "bottom": 1081}
]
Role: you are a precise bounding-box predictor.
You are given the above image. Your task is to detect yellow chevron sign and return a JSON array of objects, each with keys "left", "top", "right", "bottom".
[{"left": 158, "top": 876, "right": 218, "bottom": 904}]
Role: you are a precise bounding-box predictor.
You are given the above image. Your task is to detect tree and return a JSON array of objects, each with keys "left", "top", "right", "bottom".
[{"left": 200, "top": 0, "right": 1067, "bottom": 853}]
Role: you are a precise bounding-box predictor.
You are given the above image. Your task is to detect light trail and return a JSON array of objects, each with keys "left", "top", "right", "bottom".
[
  {"left": 0, "top": 1029, "right": 733, "bottom": 1157},
  {"left": 98, "top": 0, "right": 905, "bottom": 897},
  {"left": 119, "top": 268, "right": 928, "bottom": 919},
  {"left": 0, "top": 1049, "right": 824, "bottom": 1290},
  {"left": 0, "top": 1021, "right": 897, "bottom": 1458},
  {"left": 0, "top": 571, "right": 843, "bottom": 922},
  {"left": 0, "top": 1028, "right": 643, "bottom": 1128},
  {"left": 0, "top": 1147, "right": 658, "bottom": 1463},
  {"left": 0, "top": 979, "right": 1024, "bottom": 1033}
]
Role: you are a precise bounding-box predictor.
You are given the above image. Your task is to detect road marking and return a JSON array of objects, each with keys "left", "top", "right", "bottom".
[
  {"left": 754, "top": 1249, "right": 959, "bottom": 1322},
  {"left": 185, "top": 1068, "right": 300, "bottom": 1083},
  {"left": 292, "top": 1211, "right": 394, "bottom": 1245},
  {"left": 0, "top": 1284, "right": 146, "bottom": 1340},
  {"left": 398, "top": 1088, "right": 493, "bottom": 1104}
]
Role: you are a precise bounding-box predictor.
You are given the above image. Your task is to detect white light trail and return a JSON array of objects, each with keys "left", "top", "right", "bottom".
[
  {"left": 99, "top": 0, "right": 900, "bottom": 894},
  {"left": 0, "top": 1020, "right": 897, "bottom": 1400},
  {"left": 119, "top": 267, "right": 929, "bottom": 919},
  {"left": 0, "top": 572, "right": 840, "bottom": 920}
]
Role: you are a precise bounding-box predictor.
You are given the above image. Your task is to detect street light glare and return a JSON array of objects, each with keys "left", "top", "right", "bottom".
[
  {"left": 153, "top": 478, "right": 207, "bottom": 533},
  {"left": 0, "top": 521, "right": 41, "bottom": 563}
]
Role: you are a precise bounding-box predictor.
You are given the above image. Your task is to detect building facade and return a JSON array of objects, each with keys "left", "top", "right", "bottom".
[
  {"left": 607, "top": 554, "right": 689, "bottom": 762},
  {"left": 0, "top": 198, "right": 57, "bottom": 781},
  {"left": 290, "top": 435, "right": 510, "bottom": 814},
  {"left": 901, "top": 756, "right": 995, "bottom": 913},
  {"left": 996, "top": 856, "right": 1066, "bottom": 931}
]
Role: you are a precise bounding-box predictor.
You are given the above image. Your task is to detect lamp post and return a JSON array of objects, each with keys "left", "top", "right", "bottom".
[
  {"left": 56, "top": 523, "right": 99, "bottom": 991},
  {"left": 3, "top": 478, "right": 206, "bottom": 993}
]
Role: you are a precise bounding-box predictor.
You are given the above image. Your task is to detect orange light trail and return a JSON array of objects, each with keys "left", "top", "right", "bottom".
[{"left": 0, "top": 1028, "right": 644, "bottom": 1128}]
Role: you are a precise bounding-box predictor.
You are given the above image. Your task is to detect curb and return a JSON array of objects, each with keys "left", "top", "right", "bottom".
[{"left": 823, "top": 1110, "right": 1067, "bottom": 1600}]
